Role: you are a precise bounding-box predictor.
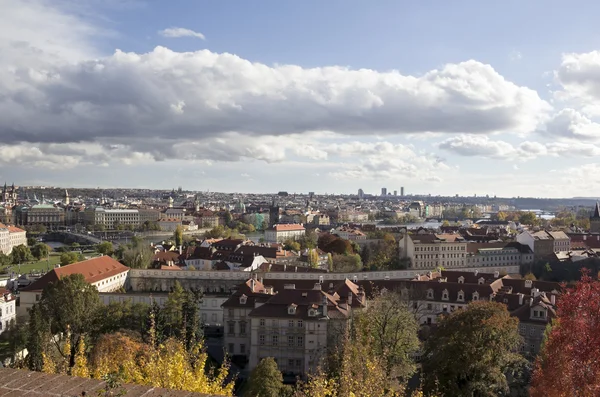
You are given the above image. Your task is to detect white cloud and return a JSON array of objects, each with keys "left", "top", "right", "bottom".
[
  {"left": 509, "top": 50, "right": 523, "bottom": 61},
  {"left": 438, "top": 135, "right": 517, "bottom": 159},
  {"left": 159, "top": 27, "right": 205, "bottom": 40},
  {"left": 544, "top": 108, "right": 600, "bottom": 140}
]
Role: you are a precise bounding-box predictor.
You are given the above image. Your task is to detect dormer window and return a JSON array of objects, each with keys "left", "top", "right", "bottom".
[
  {"left": 478, "top": 277, "right": 485, "bottom": 285},
  {"left": 458, "top": 276, "right": 464, "bottom": 284},
  {"left": 441, "top": 289, "right": 449, "bottom": 301},
  {"left": 472, "top": 292, "right": 479, "bottom": 301},
  {"left": 457, "top": 290, "right": 465, "bottom": 302},
  {"left": 426, "top": 289, "right": 434, "bottom": 299},
  {"left": 308, "top": 309, "right": 316, "bottom": 317},
  {"left": 239, "top": 294, "right": 247, "bottom": 305},
  {"left": 288, "top": 304, "right": 297, "bottom": 315}
]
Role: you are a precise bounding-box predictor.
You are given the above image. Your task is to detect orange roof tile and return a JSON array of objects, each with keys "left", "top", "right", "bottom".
[{"left": 273, "top": 224, "right": 305, "bottom": 231}]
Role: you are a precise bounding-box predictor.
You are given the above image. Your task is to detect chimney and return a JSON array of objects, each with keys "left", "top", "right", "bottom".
[
  {"left": 474, "top": 269, "right": 478, "bottom": 276},
  {"left": 518, "top": 293, "right": 524, "bottom": 305},
  {"left": 494, "top": 271, "right": 499, "bottom": 278},
  {"left": 179, "top": 245, "right": 182, "bottom": 255},
  {"left": 551, "top": 294, "right": 556, "bottom": 305},
  {"left": 284, "top": 264, "right": 287, "bottom": 272},
  {"left": 251, "top": 279, "right": 255, "bottom": 292},
  {"left": 322, "top": 294, "right": 328, "bottom": 317},
  {"left": 313, "top": 283, "right": 321, "bottom": 290},
  {"left": 347, "top": 292, "right": 353, "bottom": 306}
]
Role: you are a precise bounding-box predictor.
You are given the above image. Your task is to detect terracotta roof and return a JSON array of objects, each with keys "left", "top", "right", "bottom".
[
  {"left": 273, "top": 224, "right": 305, "bottom": 231},
  {"left": 22, "top": 256, "right": 129, "bottom": 292},
  {"left": 0, "top": 367, "right": 221, "bottom": 396},
  {"left": 7, "top": 226, "right": 25, "bottom": 233}
]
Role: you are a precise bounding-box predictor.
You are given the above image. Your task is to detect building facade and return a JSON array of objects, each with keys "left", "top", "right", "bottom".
[
  {"left": 0, "top": 289, "right": 16, "bottom": 335},
  {"left": 399, "top": 233, "right": 468, "bottom": 269},
  {"left": 15, "top": 205, "right": 65, "bottom": 227},
  {"left": 265, "top": 224, "right": 306, "bottom": 243},
  {"left": 0, "top": 224, "right": 26, "bottom": 255}
]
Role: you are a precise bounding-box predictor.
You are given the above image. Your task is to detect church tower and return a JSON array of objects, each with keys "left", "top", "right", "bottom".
[
  {"left": 590, "top": 202, "right": 600, "bottom": 233},
  {"left": 64, "top": 189, "right": 70, "bottom": 205}
]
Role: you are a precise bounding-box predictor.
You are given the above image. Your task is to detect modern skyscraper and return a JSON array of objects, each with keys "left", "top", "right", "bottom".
[
  {"left": 393, "top": 190, "right": 397, "bottom": 196},
  {"left": 357, "top": 189, "right": 364, "bottom": 199},
  {"left": 400, "top": 187, "right": 404, "bottom": 197},
  {"left": 381, "top": 187, "right": 387, "bottom": 196}
]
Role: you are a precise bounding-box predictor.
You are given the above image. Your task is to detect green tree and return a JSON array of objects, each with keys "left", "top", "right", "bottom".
[
  {"left": 174, "top": 225, "right": 184, "bottom": 247},
  {"left": 11, "top": 244, "right": 32, "bottom": 264},
  {"left": 26, "top": 304, "right": 50, "bottom": 371},
  {"left": 159, "top": 281, "right": 203, "bottom": 348},
  {"left": 60, "top": 251, "right": 79, "bottom": 266},
  {"left": 121, "top": 242, "right": 153, "bottom": 269},
  {"left": 422, "top": 301, "right": 525, "bottom": 396},
  {"left": 96, "top": 241, "right": 114, "bottom": 256},
  {"left": 0, "top": 253, "right": 11, "bottom": 268},
  {"left": 0, "top": 319, "right": 29, "bottom": 366},
  {"left": 31, "top": 243, "right": 50, "bottom": 261},
  {"left": 519, "top": 211, "right": 538, "bottom": 226},
  {"left": 223, "top": 211, "right": 233, "bottom": 225},
  {"left": 524, "top": 272, "right": 537, "bottom": 281},
  {"left": 245, "top": 357, "right": 292, "bottom": 397},
  {"left": 94, "top": 300, "right": 152, "bottom": 339},
  {"left": 37, "top": 274, "right": 102, "bottom": 368},
  {"left": 283, "top": 239, "right": 301, "bottom": 251},
  {"left": 331, "top": 254, "right": 362, "bottom": 272},
  {"left": 354, "top": 291, "right": 420, "bottom": 382}
]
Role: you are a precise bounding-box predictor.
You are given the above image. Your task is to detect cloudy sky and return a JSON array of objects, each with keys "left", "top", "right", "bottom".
[{"left": 3, "top": 0, "right": 600, "bottom": 197}]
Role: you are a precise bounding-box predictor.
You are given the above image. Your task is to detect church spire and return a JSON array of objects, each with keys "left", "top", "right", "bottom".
[{"left": 594, "top": 202, "right": 600, "bottom": 219}]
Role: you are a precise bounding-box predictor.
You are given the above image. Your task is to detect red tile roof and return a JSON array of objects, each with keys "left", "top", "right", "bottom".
[
  {"left": 22, "top": 256, "right": 129, "bottom": 292},
  {"left": 273, "top": 224, "right": 305, "bottom": 231}
]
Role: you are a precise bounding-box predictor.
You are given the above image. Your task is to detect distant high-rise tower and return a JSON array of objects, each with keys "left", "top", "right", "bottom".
[
  {"left": 591, "top": 203, "right": 600, "bottom": 233},
  {"left": 400, "top": 187, "right": 405, "bottom": 197},
  {"left": 358, "top": 189, "right": 364, "bottom": 199},
  {"left": 381, "top": 188, "right": 387, "bottom": 197},
  {"left": 393, "top": 190, "right": 397, "bottom": 196}
]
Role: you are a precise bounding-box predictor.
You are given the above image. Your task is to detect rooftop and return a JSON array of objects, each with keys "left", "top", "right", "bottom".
[{"left": 0, "top": 367, "right": 222, "bottom": 396}]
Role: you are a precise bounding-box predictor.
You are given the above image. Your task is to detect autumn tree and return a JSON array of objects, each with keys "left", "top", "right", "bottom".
[
  {"left": 519, "top": 211, "right": 538, "bottom": 226},
  {"left": 283, "top": 239, "right": 301, "bottom": 252},
  {"left": 174, "top": 225, "right": 184, "bottom": 247},
  {"left": 245, "top": 357, "right": 292, "bottom": 397},
  {"left": 530, "top": 271, "right": 600, "bottom": 397},
  {"left": 422, "top": 301, "right": 525, "bottom": 396}
]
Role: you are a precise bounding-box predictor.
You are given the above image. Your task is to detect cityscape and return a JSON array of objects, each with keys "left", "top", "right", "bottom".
[{"left": 2, "top": 0, "right": 600, "bottom": 396}]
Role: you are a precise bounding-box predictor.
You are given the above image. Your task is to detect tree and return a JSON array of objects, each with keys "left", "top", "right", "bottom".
[
  {"left": 422, "top": 301, "right": 525, "bottom": 396},
  {"left": 11, "top": 244, "right": 31, "bottom": 264},
  {"left": 530, "top": 271, "right": 600, "bottom": 397},
  {"left": 31, "top": 243, "right": 50, "bottom": 261},
  {"left": 96, "top": 241, "right": 114, "bottom": 256},
  {"left": 327, "top": 253, "right": 333, "bottom": 272},
  {"left": 0, "top": 319, "right": 28, "bottom": 366},
  {"left": 355, "top": 292, "right": 420, "bottom": 383},
  {"left": 519, "top": 211, "right": 538, "bottom": 226},
  {"left": 37, "top": 274, "right": 102, "bottom": 368},
  {"left": 524, "top": 272, "right": 537, "bottom": 281},
  {"left": 308, "top": 249, "right": 320, "bottom": 268},
  {"left": 0, "top": 253, "right": 11, "bottom": 268},
  {"left": 283, "top": 239, "right": 301, "bottom": 251},
  {"left": 121, "top": 243, "right": 153, "bottom": 269},
  {"left": 174, "top": 225, "right": 184, "bottom": 247},
  {"left": 60, "top": 251, "right": 79, "bottom": 266},
  {"left": 223, "top": 210, "right": 233, "bottom": 225},
  {"left": 26, "top": 304, "right": 50, "bottom": 371},
  {"left": 245, "top": 357, "right": 292, "bottom": 397},
  {"left": 90, "top": 332, "right": 234, "bottom": 395},
  {"left": 331, "top": 254, "right": 362, "bottom": 272}
]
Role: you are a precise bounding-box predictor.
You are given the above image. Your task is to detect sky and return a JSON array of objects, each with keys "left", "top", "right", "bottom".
[{"left": 3, "top": 0, "right": 600, "bottom": 197}]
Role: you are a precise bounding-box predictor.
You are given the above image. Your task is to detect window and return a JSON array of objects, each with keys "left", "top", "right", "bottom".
[
  {"left": 427, "top": 303, "right": 432, "bottom": 310},
  {"left": 297, "top": 336, "right": 304, "bottom": 347},
  {"left": 472, "top": 292, "right": 479, "bottom": 301},
  {"left": 211, "top": 313, "right": 217, "bottom": 322},
  {"left": 272, "top": 335, "right": 278, "bottom": 346},
  {"left": 289, "top": 320, "right": 294, "bottom": 327},
  {"left": 201, "top": 313, "right": 207, "bottom": 323},
  {"left": 296, "top": 359, "right": 302, "bottom": 367},
  {"left": 442, "top": 289, "right": 449, "bottom": 301},
  {"left": 288, "top": 336, "right": 295, "bottom": 347},
  {"left": 212, "top": 300, "right": 217, "bottom": 307},
  {"left": 228, "top": 308, "right": 234, "bottom": 317},
  {"left": 426, "top": 289, "right": 434, "bottom": 299},
  {"left": 228, "top": 343, "right": 234, "bottom": 353},
  {"left": 259, "top": 335, "right": 265, "bottom": 345},
  {"left": 519, "top": 324, "right": 526, "bottom": 334},
  {"left": 288, "top": 359, "right": 294, "bottom": 367},
  {"left": 457, "top": 291, "right": 464, "bottom": 302},
  {"left": 240, "top": 344, "right": 246, "bottom": 354},
  {"left": 529, "top": 328, "right": 535, "bottom": 336},
  {"left": 35, "top": 294, "right": 40, "bottom": 301},
  {"left": 240, "top": 322, "right": 247, "bottom": 336},
  {"left": 228, "top": 322, "right": 235, "bottom": 335},
  {"left": 298, "top": 320, "right": 303, "bottom": 328},
  {"left": 260, "top": 319, "right": 266, "bottom": 327}
]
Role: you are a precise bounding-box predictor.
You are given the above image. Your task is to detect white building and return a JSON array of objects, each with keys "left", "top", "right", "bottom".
[
  {"left": 264, "top": 224, "right": 306, "bottom": 243},
  {"left": 85, "top": 208, "right": 140, "bottom": 228},
  {"left": 19, "top": 256, "right": 129, "bottom": 318},
  {"left": 0, "top": 223, "right": 26, "bottom": 255},
  {"left": 0, "top": 289, "right": 16, "bottom": 334},
  {"left": 399, "top": 233, "right": 468, "bottom": 269}
]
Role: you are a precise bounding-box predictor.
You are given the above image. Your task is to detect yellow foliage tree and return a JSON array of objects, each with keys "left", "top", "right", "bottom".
[
  {"left": 89, "top": 332, "right": 234, "bottom": 396},
  {"left": 71, "top": 336, "right": 89, "bottom": 378}
]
